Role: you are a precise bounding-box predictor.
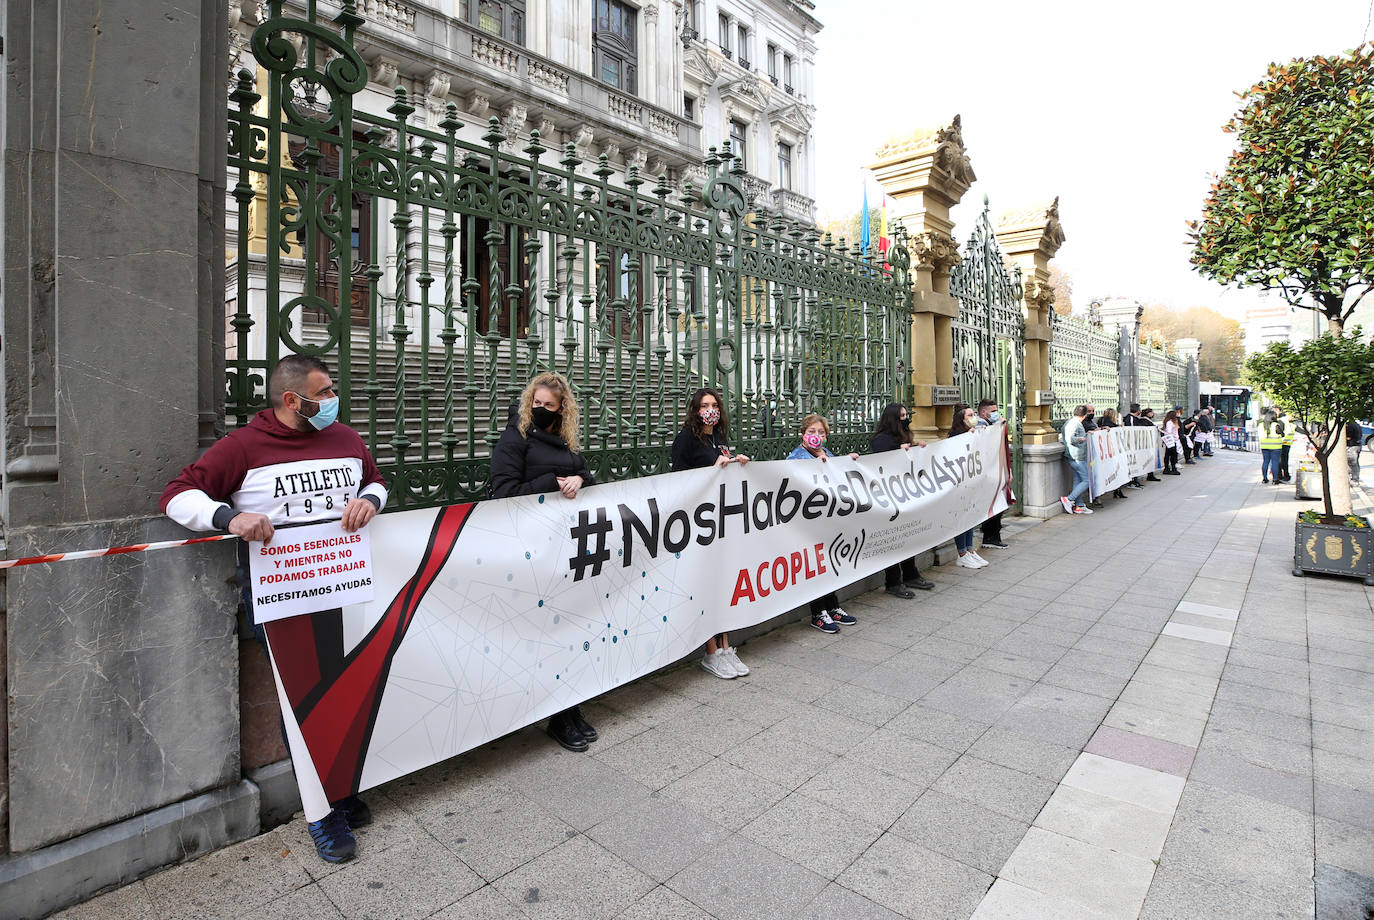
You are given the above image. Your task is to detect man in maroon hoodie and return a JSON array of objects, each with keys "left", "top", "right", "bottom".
[{"left": 161, "top": 354, "right": 387, "bottom": 863}]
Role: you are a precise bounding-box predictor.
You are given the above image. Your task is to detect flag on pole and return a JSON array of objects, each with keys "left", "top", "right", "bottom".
[{"left": 859, "top": 182, "right": 871, "bottom": 260}]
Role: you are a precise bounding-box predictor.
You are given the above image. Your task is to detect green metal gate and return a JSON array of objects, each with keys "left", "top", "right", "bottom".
[
  {"left": 950, "top": 203, "right": 1024, "bottom": 512},
  {"left": 228, "top": 1, "right": 913, "bottom": 510}
]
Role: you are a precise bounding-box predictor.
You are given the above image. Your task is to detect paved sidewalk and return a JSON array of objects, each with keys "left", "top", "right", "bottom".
[{"left": 55, "top": 450, "right": 1374, "bottom": 920}]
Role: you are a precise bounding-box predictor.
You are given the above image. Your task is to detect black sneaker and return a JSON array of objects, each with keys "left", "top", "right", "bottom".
[
  {"left": 811, "top": 611, "right": 840, "bottom": 633},
  {"left": 568, "top": 705, "right": 598, "bottom": 743},
  {"left": 308, "top": 808, "right": 356, "bottom": 863},
  {"left": 1147, "top": 474, "right": 1161, "bottom": 482},
  {"left": 905, "top": 576, "right": 935, "bottom": 590},
  {"left": 333, "top": 795, "right": 372, "bottom": 828},
  {"left": 981, "top": 541, "right": 1010, "bottom": 550},
  {"left": 885, "top": 585, "right": 916, "bottom": 599}
]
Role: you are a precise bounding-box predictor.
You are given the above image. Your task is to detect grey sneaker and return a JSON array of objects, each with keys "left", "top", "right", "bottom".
[
  {"left": 701, "top": 650, "right": 736, "bottom": 679},
  {"left": 722, "top": 647, "right": 749, "bottom": 676}
]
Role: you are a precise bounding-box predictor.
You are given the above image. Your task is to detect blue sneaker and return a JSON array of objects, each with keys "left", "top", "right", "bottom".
[
  {"left": 810, "top": 611, "right": 840, "bottom": 634},
  {"left": 308, "top": 808, "right": 357, "bottom": 863},
  {"left": 830, "top": 607, "right": 857, "bottom": 626}
]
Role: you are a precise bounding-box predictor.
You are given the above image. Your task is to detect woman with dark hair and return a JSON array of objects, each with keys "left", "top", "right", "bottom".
[
  {"left": 488, "top": 372, "right": 600, "bottom": 753},
  {"left": 1161, "top": 409, "right": 1182, "bottom": 475},
  {"left": 870, "top": 402, "right": 934, "bottom": 596},
  {"left": 787, "top": 414, "right": 861, "bottom": 633},
  {"left": 948, "top": 404, "right": 988, "bottom": 569},
  {"left": 1096, "top": 409, "right": 1129, "bottom": 500},
  {"left": 671, "top": 387, "right": 752, "bottom": 679}
]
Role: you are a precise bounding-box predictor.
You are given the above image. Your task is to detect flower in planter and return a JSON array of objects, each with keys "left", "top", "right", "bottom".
[{"left": 1346, "top": 515, "right": 1369, "bottom": 529}]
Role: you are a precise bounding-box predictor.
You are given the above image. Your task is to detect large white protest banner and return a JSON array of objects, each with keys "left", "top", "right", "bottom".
[
  {"left": 1087, "top": 426, "right": 1162, "bottom": 500},
  {"left": 261, "top": 424, "right": 1012, "bottom": 816}
]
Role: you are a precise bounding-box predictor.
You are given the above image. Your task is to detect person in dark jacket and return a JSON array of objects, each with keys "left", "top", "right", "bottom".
[
  {"left": 870, "top": 403, "right": 934, "bottom": 596},
  {"left": 487, "top": 372, "right": 600, "bottom": 753},
  {"left": 670, "top": 387, "right": 752, "bottom": 679},
  {"left": 1096, "top": 408, "right": 1129, "bottom": 500}
]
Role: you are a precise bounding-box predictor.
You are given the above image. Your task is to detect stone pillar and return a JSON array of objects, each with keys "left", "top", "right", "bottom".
[
  {"left": 1097, "top": 297, "right": 1144, "bottom": 412},
  {"left": 994, "top": 198, "right": 1066, "bottom": 518},
  {"left": 869, "top": 116, "right": 974, "bottom": 443},
  {"left": 643, "top": 2, "right": 660, "bottom": 107},
  {"left": 0, "top": 2, "right": 253, "bottom": 917},
  {"left": 1176, "top": 338, "right": 1202, "bottom": 410}
]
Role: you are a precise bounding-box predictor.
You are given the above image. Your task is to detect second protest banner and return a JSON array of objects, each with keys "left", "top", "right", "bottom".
[
  {"left": 261, "top": 423, "right": 1013, "bottom": 820},
  {"left": 1087, "top": 425, "right": 1163, "bottom": 499}
]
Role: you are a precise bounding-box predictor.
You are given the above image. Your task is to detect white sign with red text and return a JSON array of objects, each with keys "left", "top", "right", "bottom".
[
  {"left": 248, "top": 520, "right": 374, "bottom": 623},
  {"left": 1087, "top": 425, "right": 1163, "bottom": 500},
  {"left": 259, "top": 425, "right": 1011, "bottom": 815}
]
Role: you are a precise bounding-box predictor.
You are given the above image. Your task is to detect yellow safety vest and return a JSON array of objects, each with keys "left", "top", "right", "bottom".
[
  {"left": 1259, "top": 421, "right": 1284, "bottom": 450},
  {"left": 1280, "top": 415, "right": 1296, "bottom": 446}
]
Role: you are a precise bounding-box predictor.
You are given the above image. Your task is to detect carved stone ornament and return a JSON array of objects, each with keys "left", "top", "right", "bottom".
[
  {"left": 627, "top": 147, "right": 649, "bottom": 171},
  {"left": 538, "top": 118, "right": 558, "bottom": 144},
  {"left": 467, "top": 92, "right": 491, "bottom": 118},
  {"left": 933, "top": 115, "right": 976, "bottom": 187},
  {"left": 371, "top": 58, "right": 399, "bottom": 88},
  {"left": 1025, "top": 279, "right": 1056, "bottom": 312},
  {"left": 644, "top": 2, "right": 659, "bottom": 20},
  {"left": 648, "top": 156, "right": 669, "bottom": 179},
  {"left": 598, "top": 140, "right": 621, "bottom": 164},
  {"left": 911, "top": 231, "right": 960, "bottom": 273},
  {"left": 573, "top": 125, "right": 596, "bottom": 159},
  {"left": 685, "top": 44, "right": 723, "bottom": 87},
  {"left": 423, "top": 70, "right": 451, "bottom": 118}
]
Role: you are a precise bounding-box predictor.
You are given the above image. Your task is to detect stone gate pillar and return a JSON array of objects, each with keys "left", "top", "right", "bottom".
[
  {"left": 1097, "top": 297, "right": 1144, "bottom": 412},
  {"left": 994, "top": 199, "right": 1065, "bottom": 518},
  {"left": 0, "top": 2, "right": 246, "bottom": 917},
  {"left": 869, "top": 117, "right": 974, "bottom": 443}
]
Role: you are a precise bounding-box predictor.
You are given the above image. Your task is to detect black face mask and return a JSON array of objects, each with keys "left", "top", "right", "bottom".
[{"left": 531, "top": 405, "right": 562, "bottom": 431}]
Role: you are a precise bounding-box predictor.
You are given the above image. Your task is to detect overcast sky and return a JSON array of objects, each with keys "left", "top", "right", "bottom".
[{"left": 810, "top": 0, "right": 1371, "bottom": 321}]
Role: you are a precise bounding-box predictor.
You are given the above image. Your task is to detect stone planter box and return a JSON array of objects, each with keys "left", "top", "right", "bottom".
[{"left": 1293, "top": 515, "right": 1374, "bottom": 585}]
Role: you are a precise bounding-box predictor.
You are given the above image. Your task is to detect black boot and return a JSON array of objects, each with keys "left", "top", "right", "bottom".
[
  {"left": 568, "top": 705, "right": 598, "bottom": 743},
  {"left": 546, "top": 711, "right": 588, "bottom": 752}
]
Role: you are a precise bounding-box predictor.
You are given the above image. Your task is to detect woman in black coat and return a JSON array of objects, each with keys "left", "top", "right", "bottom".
[
  {"left": 670, "top": 387, "right": 752, "bottom": 679},
  {"left": 871, "top": 403, "right": 933, "bottom": 596},
  {"left": 487, "top": 372, "right": 599, "bottom": 753}
]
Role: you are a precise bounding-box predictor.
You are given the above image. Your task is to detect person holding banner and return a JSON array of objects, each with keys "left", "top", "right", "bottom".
[
  {"left": 870, "top": 403, "right": 935, "bottom": 595},
  {"left": 671, "top": 388, "right": 752, "bottom": 679},
  {"left": 488, "top": 372, "right": 602, "bottom": 752},
  {"left": 160, "top": 354, "right": 387, "bottom": 864},
  {"left": 1096, "top": 409, "right": 1130, "bottom": 501},
  {"left": 787, "top": 414, "right": 862, "bottom": 633},
  {"left": 974, "top": 398, "right": 1012, "bottom": 549},
  {"left": 1196, "top": 407, "right": 1214, "bottom": 457},
  {"left": 949, "top": 405, "right": 990, "bottom": 567},
  {"left": 1161, "top": 410, "right": 1183, "bottom": 475}
]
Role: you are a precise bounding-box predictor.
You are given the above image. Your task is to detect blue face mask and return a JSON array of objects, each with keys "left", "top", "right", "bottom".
[
  {"left": 989, "top": 411, "right": 1001, "bottom": 424},
  {"left": 295, "top": 393, "right": 340, "bottom": 430}
]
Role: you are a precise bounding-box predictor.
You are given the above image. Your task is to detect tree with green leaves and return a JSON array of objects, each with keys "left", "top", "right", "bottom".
[
  {"left": 1244, "top": 332, "right": 1374, "bottom": 517},
  {"left": 1189, "top": 45, "right": 1374, "bottom": 333}
]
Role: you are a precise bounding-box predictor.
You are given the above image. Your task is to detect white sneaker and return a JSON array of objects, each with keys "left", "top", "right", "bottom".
[
  {"left": 968, "top": 551, "right": 990, "bottom": 567},
  {"left": 1059, "top": 496, "right": 1074, "bottom": 514},
  {"left": 1073, "top": 505, "right": 1094, "bottom": 514},
  {"left": 701, "top": 649, "right": 736, "bottom": 679},
  {"left": 722, "top": 647, "right": 749, "bottom": 676},
  {"left": 956, "top": 553, "right": 981, "bottom": 569}
]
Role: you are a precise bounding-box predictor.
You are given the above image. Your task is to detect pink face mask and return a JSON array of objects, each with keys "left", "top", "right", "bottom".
[
  {"left": 699, "top": 406, "right": 721, "bottom": 426},
  {"left": 802, "top": 432, "right": 824, "bottom": 450}
]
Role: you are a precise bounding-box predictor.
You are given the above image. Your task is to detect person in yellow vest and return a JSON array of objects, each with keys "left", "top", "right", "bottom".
[
  {"left": 1277, "top": 409, "right": 1296, "bottom": 482},
  {"left": 1258, "top": 409, "right": 1285, "bottom": 485}
]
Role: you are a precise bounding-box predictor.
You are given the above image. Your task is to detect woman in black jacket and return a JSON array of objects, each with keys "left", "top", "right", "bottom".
[
  {"left": 487, "top": 372, "right": 599, "bottom": 753},
  {"left": 870, "top": 403, "right": 934, "bottom": 596},
  {"left": 670, "top": 387, "right": 751, "bottom": 679}
]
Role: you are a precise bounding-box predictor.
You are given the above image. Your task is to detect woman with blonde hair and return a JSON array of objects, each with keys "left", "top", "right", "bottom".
[{"left": 487, "top": 372, "right": 599, "bottom": 751}]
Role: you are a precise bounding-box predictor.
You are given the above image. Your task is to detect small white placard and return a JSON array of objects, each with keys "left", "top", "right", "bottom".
[{"left": 247, "top": 520, "right": 374, "bottom": 624}]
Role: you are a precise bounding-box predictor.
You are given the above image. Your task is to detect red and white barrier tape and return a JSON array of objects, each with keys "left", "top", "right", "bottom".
[{"left": 0, "top": 534, "right": 238, "bottom": 569}]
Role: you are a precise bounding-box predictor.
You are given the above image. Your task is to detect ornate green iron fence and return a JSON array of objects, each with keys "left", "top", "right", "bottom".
[
  {"left": 1049, "top": 311, "right": 1120, "bottom": 425},
  {"left": 1138, "top": 345, "right": 1187, "bottom": 411},
  {"left": 950, "top": 203, "right": 1024, "bottom": 511},
  {"left": 227, "top": 1, "right": 912, "bottom": 510}
]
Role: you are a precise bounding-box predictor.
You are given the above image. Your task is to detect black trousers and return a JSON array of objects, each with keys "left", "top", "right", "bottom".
[
  {"left": 885, "top": 557, "right": 918, "bottom": 587},
  {"left": 981, "top": 512, "right": 1003, "bottom": 544},
  {"left": 1164, "top": 445, "right": 1179, "bottom": 472},
  {"left": 809, "top": 592, "right": 840, "bottom": 616},
  {"left": 1279, "top": 444, "right": 1291, "bottom": 480}
]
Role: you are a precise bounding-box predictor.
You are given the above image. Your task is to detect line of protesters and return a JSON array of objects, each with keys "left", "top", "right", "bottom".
[
  {"left": 1060, "top": 402, "right": 1216, "bottom": 515},
  {"left": 160, "top": 356, "right": 1013, "bottom": 865}
]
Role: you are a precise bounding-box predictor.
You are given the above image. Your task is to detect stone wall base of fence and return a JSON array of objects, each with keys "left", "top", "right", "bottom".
[
  {"left": 0, "top": 780, "right": 260, "bottom": 920},
  {"left": 1020, "top": 441, "right": 1071, "bottom": 518}
]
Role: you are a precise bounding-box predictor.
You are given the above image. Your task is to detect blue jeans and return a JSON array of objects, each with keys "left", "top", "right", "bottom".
[
  {"left": 955, "top": 529, "right": 975, "bottom": 553},
  {"left": 1261, "top": 448, "right": 1281, "bottom": 481},
  {"left": 1067, "top": 458, "right": 1090, "bottom": 504}
]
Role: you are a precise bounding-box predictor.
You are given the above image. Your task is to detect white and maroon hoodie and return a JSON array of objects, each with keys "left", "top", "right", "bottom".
[{"left": 160, "top": 409, "right": 388, "bottom": 532}]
